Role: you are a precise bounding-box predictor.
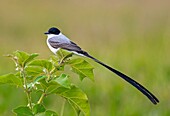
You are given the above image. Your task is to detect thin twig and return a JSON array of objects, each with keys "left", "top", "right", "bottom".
[
  {"left": 22, "top": 67, "right": 33, "bottom": 109},
  {"left": 37, "top": 92, "right": 46, "bottom": 104}
]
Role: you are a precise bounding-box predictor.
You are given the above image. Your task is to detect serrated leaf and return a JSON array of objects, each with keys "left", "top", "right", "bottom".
[
  {"left": 33, "top": 104, "right": 46, "bottom": 114},
  {"left": 55, "top": 85, "right": 90, "bottom": 116},
  {"left": 29, "top": 60, "right": 53, "bottom": 71},
  {"left": 0, "top": 73, "right": 22, "bottom": 87},
  {"left": 13, "top": 106, "right": 33, "bottom": 116},
  {"left": 52, "top": 74, "right": 71, "bottom": 89},
  {"left": 68, "top": 58, "right": 94, "bottom": 81}
]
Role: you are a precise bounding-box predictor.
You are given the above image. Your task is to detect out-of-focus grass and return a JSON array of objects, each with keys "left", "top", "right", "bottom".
[{"left": 0, "top": 0, "right": 170, "bottom": 115}]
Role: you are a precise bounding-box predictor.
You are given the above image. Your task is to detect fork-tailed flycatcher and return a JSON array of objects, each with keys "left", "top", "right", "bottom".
[{"left": 44, "top": 27, "right": 159, "bottom": 105}]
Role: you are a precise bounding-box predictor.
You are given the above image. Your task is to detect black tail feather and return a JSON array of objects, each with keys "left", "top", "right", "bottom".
[{"left": 84, "top": 53, "right": 159, "bottom": 104}]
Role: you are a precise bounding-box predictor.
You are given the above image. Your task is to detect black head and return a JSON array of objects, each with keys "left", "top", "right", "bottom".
[{"left": 44, "top": 27, "right": 60, "bottom": 35}]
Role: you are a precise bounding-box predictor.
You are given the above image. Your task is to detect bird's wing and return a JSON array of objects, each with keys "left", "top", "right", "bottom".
[{"left": 48, "top": 39, "right": 83, "bottom": 53}]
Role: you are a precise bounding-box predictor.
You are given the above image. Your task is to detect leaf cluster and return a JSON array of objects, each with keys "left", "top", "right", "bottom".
[{"left": 0, "top": 50, "right": 94, "bottom": 116}]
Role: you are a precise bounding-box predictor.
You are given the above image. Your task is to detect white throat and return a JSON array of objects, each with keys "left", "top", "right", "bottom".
[{"left": 47, "top": 33, "right": 61, "bottom": 39}]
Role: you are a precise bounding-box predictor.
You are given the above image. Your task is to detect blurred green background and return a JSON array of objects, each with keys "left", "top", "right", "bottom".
[{"left": 0, "top": 0, "right": 169, "bottom": 115}]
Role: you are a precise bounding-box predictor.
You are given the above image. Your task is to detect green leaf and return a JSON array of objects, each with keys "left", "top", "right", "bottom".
[
  {"left": 50, "top": 55, "right": 65, "bottom": 71},
  {"left": 24, "top": 53, "right": 39, "bottom": 66},
  {"left": 52, "top": 74, "right": 71, "bottom": 89},
  {"left": 68, "top": 58, "right": 94, "bottom": 81},
  {"left": 0, "top": 73, "right": 22, "bottom": 87},
  {"left": 55, "top": 65, "right": 64, "bottom": 71},
  {"left": 38, "top": 79, "right": 50, "bottom": 89},
  {"left": 36, "top": 79, "right": 60, "bottom": 94},
  {"left": 13, "top": 106, "right": 33, "bottom": 116},
  {"left": 33, "top": 104, "right": 46, "bottom": 114},
  {"left": 12, "top": 51, "right": 38, "bottom": 68},
  {"left": 44, "top": 74, "right": 71, "bottom": 94},
  {"left": 34, "top": 76, "right": 47, "bottom": 84},
  {"left": 34, "top": 110, "right": 58, "bottom": 116},
  {"left": 25, "top": 66, "right": 44, "bottom": 77},
  {"left": 14, "top": 50, "right": 30, "bottom": 66},
  {"left": 45, "top": 85, "right": 60, "bottom": 94},
  {"left": 28, "top": 59, "right": 53, "bottom": 71},
  {"left": 45, "top": 110, "right": 58, "bottom": 116},
  {"left": 27, "top": 76, "right": 47, "bottom": 89},
  {"left": 33, "top": 74, "right": 70, "bottom": 94},
  {"left": 55, "top": 85, "right": 90, "bottom": 116},
  {"left": 56, "top": 49, "right": 73, "bottom": 60},
  {"left": 68, "top": 100, "right": 81, "bottom": 116}
]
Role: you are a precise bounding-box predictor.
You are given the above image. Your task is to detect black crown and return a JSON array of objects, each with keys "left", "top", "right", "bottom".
[{"left": 45, "top": 27, "right": 60, "bottom": 35}]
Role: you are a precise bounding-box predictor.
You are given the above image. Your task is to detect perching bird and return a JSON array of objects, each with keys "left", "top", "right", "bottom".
[{"left": 44, "top": 27, "right": 159, "bottom": 105}]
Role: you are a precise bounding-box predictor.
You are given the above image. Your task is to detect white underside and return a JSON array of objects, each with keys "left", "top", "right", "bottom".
[{"left": 46, "top": 39, "right": 59, "bottom": 54}]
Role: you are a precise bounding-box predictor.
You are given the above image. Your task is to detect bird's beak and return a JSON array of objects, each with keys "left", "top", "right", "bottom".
[{"left": 44, "top": 32, "right": 49, "bottom": 34}]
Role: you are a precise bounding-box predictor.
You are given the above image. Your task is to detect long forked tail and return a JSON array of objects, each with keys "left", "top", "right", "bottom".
[{"left": 84, "top": 53, "right": 159, "bottom": 104}]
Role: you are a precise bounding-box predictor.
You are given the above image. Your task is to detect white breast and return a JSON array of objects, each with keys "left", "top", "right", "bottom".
[{"left": 46, "top": 38, "right": 59, "bottom": 54}]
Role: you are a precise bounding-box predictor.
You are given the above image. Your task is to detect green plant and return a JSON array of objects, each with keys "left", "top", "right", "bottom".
[{"left": 0, "top": 50, "right": 94, "bottom": 116}]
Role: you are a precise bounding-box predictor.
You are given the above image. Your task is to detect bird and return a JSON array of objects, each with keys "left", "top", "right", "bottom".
[{"left": 44, "top": 27, "right": 159, "bottom": 105}]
